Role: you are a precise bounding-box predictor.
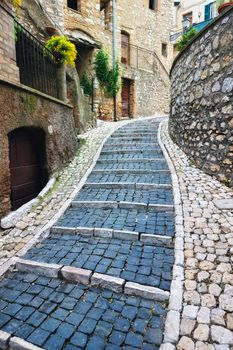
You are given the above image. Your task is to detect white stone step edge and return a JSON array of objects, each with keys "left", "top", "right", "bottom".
[
  {"left": 0, "top": 330, "right": 44, "bottom": 350},
  {"left": 96, "top": 158, "right": 166, "bottom": 164},
  {"left": 50, "top": 226, "right": 173, "bottom": 245},
  {"left": 103, "top": 142, "right": 159, "bottom": 147},
  {"left": 15, "top": 259, "right": 170, "bottom": 302},
  {"left": 71, "top": 200, "right": 174, "bottom": 212},
  {"left": 100, "top": 149, "right": 161, "bottom": 154},
  {"left": 91, "top": 169, "right": 170, "bottom": 174},
  {"left": 84, "top": 182, "right": 172, "bottom": 190}
]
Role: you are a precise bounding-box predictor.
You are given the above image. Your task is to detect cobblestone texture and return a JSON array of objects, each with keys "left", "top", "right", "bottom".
[
  {"left": 75, "top": 185, "right": 173, "bottom": 205},
  {"left": 56, "top": 207, "right": 174, "bottom": 237},
  {"left": 24, "top": 235, "right": 174, "bottom": 290},
  {"left": 0, "top": 271, "right": 166, "bottom": 350},
  {"left": 161, "top": 121, "right": 233, "bottom": 349}
]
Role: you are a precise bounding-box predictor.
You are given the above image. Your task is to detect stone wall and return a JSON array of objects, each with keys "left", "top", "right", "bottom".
[
  {"left": 0, "top": 80, "right": 76, "bottom": 217},
  {"left": 61, "top": 0, "right": 173, "bottom": 118},
  {"left": 0, "top": 2, "right": 20, "bottom": 84},
  {"left": 169, "top": 8, "right": 233, "bottom": 187}
]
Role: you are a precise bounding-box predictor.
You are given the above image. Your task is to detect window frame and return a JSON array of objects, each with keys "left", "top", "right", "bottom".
[{"left": 67, "top": 0, "right": 81, "bottom": 12}]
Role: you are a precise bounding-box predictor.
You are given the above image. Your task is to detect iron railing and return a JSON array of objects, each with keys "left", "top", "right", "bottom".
[
  {"left": 14, "top": 19, "right": 59, "bottom": 98},
  {"left": 126, "top": 44, "right": 169, "bottom": 77}
]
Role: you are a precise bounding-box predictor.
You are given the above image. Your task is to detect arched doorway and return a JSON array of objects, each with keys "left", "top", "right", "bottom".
[{"left": 8, "top": 128, "right": 48, "bottom": 210}]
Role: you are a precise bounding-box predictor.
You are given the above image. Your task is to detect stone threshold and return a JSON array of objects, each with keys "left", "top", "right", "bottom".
[
  {"left": 92, "top": 169, "right": 170, "bottom": 174},
  {"left": 100, "top": 149, "right": 161, "bottom": 154},
  {"left": 0, "top": 331, "right": 43, "bottom": 350},
  {"left": 84, "top": 182, "right": 172, "bottom": 190},
  {"left": 71, "top": 200, "right": 174, "bottom": 212},
  {"left": 50, "top": 226, "right": 173, "bottom": 246},
  {"left": 15, "top": 258, "right": 170, "bottom": 302},
  {"left": 96, "top": 158, "right": 166, "bottom": 164}
]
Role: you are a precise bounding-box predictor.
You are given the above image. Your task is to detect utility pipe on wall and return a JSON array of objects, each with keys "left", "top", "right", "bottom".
[{"left": 112, "top": 0, "right": 117, "bottom": 122}]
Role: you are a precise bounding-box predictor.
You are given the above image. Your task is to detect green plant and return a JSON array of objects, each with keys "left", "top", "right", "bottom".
[
  {"left": 94, "top": 48, "right": 120, "bottom": 97},
  {"left": 80, "top": 74, "right": 93, "bottom": 96},
  {"left": 177, "top": 28, "right": 198, "bottom": 51},
  {"left": 216, "top": 0, "right": 233, "bottom": 6},
  {"left": 94, "top": 49, "right": 110, "bottom": 89},
  {"left": 107, "top": 62, "right": 120, "bottom": 97},
  {"left": 45, "top": 36, "right": 77, "bottom": 66}
]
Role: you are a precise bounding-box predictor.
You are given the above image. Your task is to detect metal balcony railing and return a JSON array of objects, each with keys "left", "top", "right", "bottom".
[{"left": 14, "top": 19, "right": 59, "bottom": 99}]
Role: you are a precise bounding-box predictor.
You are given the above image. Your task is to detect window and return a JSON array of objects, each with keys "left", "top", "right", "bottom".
[
  {"left": 182, "top": 12, "right": 193, "bottom": 30},
  {"left": 100, "top": 0, "right": 111, "bottom": 29},
  {"left": 121, "top": 32, "right": 130, "bottom": 65},
  {"left": 162, "top": 43, "right": 167, "bottom": 57},
  {"left": 149, "top": 0, "right": 159, "bottom": 10},
  {"left": 67, "top": 0, "right": 80, "bottom": 11},
  {"left": 204, "top": 2, "right": 214, "bottom": 21}
]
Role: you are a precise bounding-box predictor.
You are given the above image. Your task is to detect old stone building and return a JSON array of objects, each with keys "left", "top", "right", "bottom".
[
  {"left": 0, "top": 1, "right": 78, "bottom": 218},
  {"left": 40, "top": 0, "right": 174, "bottom": 119}
]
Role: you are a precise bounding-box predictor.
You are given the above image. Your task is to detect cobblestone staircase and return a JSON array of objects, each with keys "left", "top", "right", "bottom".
[{"left": 0, "top": 119, "right": 175, "bottom": 350}]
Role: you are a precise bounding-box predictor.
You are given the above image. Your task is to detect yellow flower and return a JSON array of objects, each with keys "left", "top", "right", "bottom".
[
  {"left": 12, "top": 0, "right": 22, "bottom": 8},
  {"left": 45, "top": 36, "right": 77, "bottom": 66}
]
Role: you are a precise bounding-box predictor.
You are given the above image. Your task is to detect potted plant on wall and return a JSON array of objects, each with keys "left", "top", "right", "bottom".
[{"left": 216, "top": 0, "right": 233, "bottom": 14}]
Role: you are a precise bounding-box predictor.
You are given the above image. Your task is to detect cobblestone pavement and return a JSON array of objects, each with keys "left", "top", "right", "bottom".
[
  {"left": 0, "top": 118, "right": 175, "bottom": 349},
  {"left": 160, "top": 121, "right": 233, "bottom": 350}
]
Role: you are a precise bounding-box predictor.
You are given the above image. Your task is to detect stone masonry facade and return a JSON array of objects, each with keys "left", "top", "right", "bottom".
[
  {"left": 169, "top": 8, "right": 233, "bottom": 187},
  {"left": 41, "top": 0, "right": 174, "bottom": 119}
]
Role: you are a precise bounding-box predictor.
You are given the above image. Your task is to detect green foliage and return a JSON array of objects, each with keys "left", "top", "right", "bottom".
[
  {"left": 177, "top": 28, "right": 198, "bottom": 51},
  {"left": 107, "top": 62, "right": 120, "bottom": 98},
  {"left": 45, "top": 36, "right": 77, "bottom": 66},
  {"left": 216, "top": 0, "right": 233, "bottom": 6},
  {"left": 94, "top": 49, "right": 120, "bottom": 97},
  {"left": 80, "top": 74, "right": 93, "bottom": 96}
]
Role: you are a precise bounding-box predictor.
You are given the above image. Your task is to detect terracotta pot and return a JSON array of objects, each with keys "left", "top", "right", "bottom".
[
  {"left": 46, "top": 27, "right": 58, "bottom": 36},
  {"left": 218, "top": 2, "right": 233, "bottom": 14}
]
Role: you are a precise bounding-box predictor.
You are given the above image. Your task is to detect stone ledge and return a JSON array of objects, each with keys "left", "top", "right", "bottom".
[
  {"left": 61, "top": 266, "right": 92, "bottom": 285},
  {"left": 0, "top": 330, "right": 10, "bottom": 349},
  {"left": 125, "top": 282, "right": 169, "bottom": 301},
  {"left": 16, "top": 259, "right": 62, "bottom": 278},
  {"left": 9, "top": 337, "right": 45, "bottom": 350},
  {"left": 91, "top": 273, "right": 125, "bottom": 293}
]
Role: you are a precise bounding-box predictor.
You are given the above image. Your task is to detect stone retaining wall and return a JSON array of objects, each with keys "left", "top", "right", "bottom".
[
  {"left": 0, "top": 80, "right": 76, "bottom": 217},
  {"left": 169, "top": 8, "right": 233, "bottom": 187}
]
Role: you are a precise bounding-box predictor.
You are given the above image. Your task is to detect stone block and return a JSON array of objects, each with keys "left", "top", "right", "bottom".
[
  {"left": 91, "top": 273, "right": 124, "bottom": 293},
  {"left": 51, "top": 226, "right": 76, "bottom": 234},
  {"left": 124, "top": 282, "right": 169, "bottom": 301},
  {"left": 94, "top": 228, "right": 113, "bottom": 238},
  {"left": 72, "top": 201, "right": 118, "bottom": 209},
  {"left": 113, "top": 230, "right": 139, "bottom": 241},
  {"left": 140, "top": 234, "right": 172, "bottom": 246},
  {"left": 0, "top": 330, "right": 10, "bottom": 349},
  {"left": 9, "top": 337, "right": 44, "bottom": 350},
  {"left": 61, "top": 266, "right": 92, "bottom": 285},
  {"left": 76, "top": 227, "right": 94, "bottom": 236},
  {"left": 163, "top": 310, "right": 180, "bottom": 343},
  {"left": 119, "top": 202, "right": 147, "bottom": 210},
  {"left": 16, "top": 259, "right": 61, "bottom": 278}
]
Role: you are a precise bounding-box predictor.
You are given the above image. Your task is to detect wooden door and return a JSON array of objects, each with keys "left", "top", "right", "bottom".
[
  {"left": 121, "top": 79, "right": 131, "bottom": 118},
  {"left": 9, "top": 128, "right": 47, "bottom": 210}
]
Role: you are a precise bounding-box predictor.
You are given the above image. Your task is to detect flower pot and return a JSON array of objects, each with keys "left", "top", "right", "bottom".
[
  {"left": 218, "top": 2, "right": 233, "bottom": 14},
  {"left": 46, "top": 27, "right": 58, "bottom": 36}
]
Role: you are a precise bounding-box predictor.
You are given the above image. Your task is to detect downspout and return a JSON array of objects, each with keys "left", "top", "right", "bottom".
[{"left": 112, "top": 0, "right": 117, "bottom": 122}]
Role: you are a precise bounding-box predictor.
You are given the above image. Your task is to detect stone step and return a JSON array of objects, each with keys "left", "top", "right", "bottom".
[
  {"left": 97, "top": 158, "right": 166, "bottom": 164},
  {"left": 104, "top": 142, "right": 158, "bottom": 148},
  {"left": 94, "top": 160, "right": 168, "bottom": 171},
  {"left": 100, "top": 149, "right": 162, "bottom": 155},
  {"left": 54, "top": 205, "right": 175, "bottom": 238},
  {"left": 76, "top": 184, "right": 173, "bottom": 205},
  {"left": 87, "top": 171, "right": 172, "bottom": 185},
  {"left": 0, "top": 269, "right": 167, "bottom": 349},
  {"left": 108, "top": 136, "right": 157, "bottom": 141},
  {"left": 84, "top": 182, "right": 172, "bottom": 189},
  {"left": 92, "top": 169, "right": 170, "bottom": 174},
  {"left": 98, "top": 152, "right": 164, "bottom": 160},
  {"left": 22, "top": 232, "right": 174, "bottom": 290},
  {"left": 102, "top": 145, "right": 160, "bottom": 152},
  {"left": 71, "top": 201, "right": 174, "bottom": 212}
]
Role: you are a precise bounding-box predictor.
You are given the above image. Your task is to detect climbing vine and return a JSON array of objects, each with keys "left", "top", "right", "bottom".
[
  {"left": 80, "top": 74, "right": 93, "bottom": 96},
  {"left": 94, "top": 48, "right": 120, "bottom": 97},
  {"left": 177, "top": 28, "right": 198, "bottom": 51}
]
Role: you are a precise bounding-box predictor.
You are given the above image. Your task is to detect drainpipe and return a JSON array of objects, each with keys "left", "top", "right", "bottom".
[{"left": 112, "top": 0, "right": 117, "bottom": 122}]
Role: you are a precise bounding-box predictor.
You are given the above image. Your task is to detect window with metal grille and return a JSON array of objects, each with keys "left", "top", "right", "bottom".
[{"left": 67, "top": 0, "right": 80, "bottom": 11}]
